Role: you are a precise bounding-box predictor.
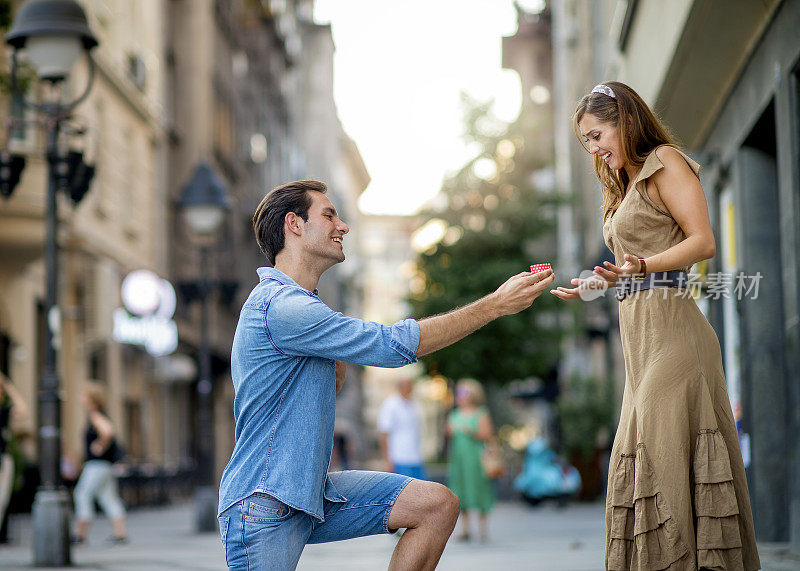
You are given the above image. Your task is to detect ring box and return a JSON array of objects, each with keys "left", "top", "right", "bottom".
[{"left": 530, "top": 263, "right": 552, "bottom": 273}]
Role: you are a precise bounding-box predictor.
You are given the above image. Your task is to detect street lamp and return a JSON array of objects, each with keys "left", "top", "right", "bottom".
[
  {"left": 5, "top": 0, "right": 98, "bottom": 566},
  {"left": 176, "top": 163, "right": 230, "bottom": 533}
]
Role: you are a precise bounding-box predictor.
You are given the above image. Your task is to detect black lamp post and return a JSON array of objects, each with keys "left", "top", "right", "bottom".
[
  {"left": 5, "top": 0, "right": 98, "bottom": 566},
  {"left": 176, "top": 163, "right": 230, "bottom": 533}
]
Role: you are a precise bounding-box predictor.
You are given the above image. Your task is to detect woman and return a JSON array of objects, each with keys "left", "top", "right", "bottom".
[
  {"left": 551, "top": 81, "right": 759, "bottom": 570},
  {"left": 72, "top": 382, "right": 127, "bottom": 545},
  {"left": 446, "top": 378, "right": 494, "bottom": 543},
  {"left": 0, "top": 374, "right": 29, "bottom": 542}
]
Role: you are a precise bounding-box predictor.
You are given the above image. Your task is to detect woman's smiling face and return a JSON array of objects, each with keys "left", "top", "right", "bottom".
[{"left": 578, "top": 113, "right": 625, "bottom": 171}]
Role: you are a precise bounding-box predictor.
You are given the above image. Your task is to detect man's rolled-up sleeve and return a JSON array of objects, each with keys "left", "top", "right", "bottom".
[{"left": 265, "top": 287, "right": 419, "bottom": 368}]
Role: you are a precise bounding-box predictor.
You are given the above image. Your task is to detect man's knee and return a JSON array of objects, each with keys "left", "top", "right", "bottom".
[
  {"left": 390, "top": 480, "right": 459, "bottom": 530},
  {"left": 423, "top": 482, "right": 460, "bottom": 524}
]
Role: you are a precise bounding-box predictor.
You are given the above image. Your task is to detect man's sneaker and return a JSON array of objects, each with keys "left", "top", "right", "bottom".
[{"left": 107, "top": 536, "right": 128, "bottom": 545}]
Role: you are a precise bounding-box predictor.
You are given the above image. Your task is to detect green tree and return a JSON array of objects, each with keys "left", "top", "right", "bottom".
[{"left": 410, "top": 94, "right": 563, "bottom": 385}]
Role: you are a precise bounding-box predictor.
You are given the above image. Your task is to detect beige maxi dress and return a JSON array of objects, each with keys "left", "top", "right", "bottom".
[{"left": 602, "top": 146, "right": 760, "bottom": 570}]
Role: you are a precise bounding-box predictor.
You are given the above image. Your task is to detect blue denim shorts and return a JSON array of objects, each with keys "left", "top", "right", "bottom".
[
  {"left": 393, "top": 463, "right": 427, "bottom": 480},
  {"left": 218, "top": 470, "right": 412, "bottom": 571}
]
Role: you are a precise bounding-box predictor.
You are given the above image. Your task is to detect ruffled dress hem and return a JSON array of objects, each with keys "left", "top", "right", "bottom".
[{"left": 607, "top": 433, "right": 747, "bottom": 571}]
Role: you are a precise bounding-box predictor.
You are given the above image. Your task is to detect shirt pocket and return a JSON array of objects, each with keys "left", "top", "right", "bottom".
[{"left": 245, "top": 493, "right": 294, "bottom": 523}]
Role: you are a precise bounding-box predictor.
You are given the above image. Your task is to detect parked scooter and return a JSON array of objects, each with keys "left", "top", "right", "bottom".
[{"left": 513, "top": 437, "right": 581, "bottom": 506}]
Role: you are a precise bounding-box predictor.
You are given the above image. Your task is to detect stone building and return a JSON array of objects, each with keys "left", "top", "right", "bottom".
[
  {"left": 0, "top": 0, "right": 171, "bottom": 476},
  {"left": 0, "top": 0, "right": 368, "bottom": 507},
  {"left": 165, "top": 0, "right": 369, "bottom": 478}
]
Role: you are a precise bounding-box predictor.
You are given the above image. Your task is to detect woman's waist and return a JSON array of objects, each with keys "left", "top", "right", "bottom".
[{"left": 613, "top": 270, "right": 692, "bottom": 301}]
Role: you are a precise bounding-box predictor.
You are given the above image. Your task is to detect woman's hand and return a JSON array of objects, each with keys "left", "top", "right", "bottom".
[
  {"left": 593, "top": 254, "right": 643, "bottom": 284},
  {"left": 550, "top": 274, "right": 610, "bottom": 301},
  {"left": 550, "top": 277, "right": 590, "bottom": 301}
]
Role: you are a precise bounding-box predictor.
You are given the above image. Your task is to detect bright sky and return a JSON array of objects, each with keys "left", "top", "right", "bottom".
[{"left": 313, "top": 1, "right": 543, "bottom": 215}]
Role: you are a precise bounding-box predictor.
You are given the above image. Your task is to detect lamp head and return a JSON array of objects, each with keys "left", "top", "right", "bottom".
[
  {"left": 6, "top": 0, "right": 98, "bottom": 82},
  {"left": 176, "top": 163, "right": 230, "bottom": 236}
]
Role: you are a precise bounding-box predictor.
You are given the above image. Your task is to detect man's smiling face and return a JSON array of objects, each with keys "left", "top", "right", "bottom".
[{"left": 301, "top": 191, "right": 350, "bottom": 266}]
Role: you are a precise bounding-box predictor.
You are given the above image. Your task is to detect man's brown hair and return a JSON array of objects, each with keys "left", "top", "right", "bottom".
[{"left": 252, "top": 180, "right": 328, "bottom": 266}]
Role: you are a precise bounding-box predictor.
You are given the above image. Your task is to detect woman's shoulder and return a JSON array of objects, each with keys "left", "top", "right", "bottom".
[{"left": 645, "top": 145, "right": 700, "bottom": 180}]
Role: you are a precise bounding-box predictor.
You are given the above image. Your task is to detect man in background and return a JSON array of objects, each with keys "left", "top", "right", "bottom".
[{"left": 378, "top": 378, "right": 425, "bottom": 480}]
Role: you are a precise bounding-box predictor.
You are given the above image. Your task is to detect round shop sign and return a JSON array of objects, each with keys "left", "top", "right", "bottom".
[
  {"left": 114, "top": 270, "right": 178, "bottom": 356},
  {"left": 121, "top": 270, "right": 176, "bottom": 318}
]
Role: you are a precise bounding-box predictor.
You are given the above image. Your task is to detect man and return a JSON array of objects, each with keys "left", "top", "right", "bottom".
[
  {"left": 217, "top": 180, "right": 554, "bottom": 570},
  {"left": 378, "top": 378, "right": 425, "bottom": 479}
]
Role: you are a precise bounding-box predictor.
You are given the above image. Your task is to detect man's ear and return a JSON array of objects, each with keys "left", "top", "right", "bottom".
[{"left": 285, "top": 212, "right": 303, "bottom": 238}]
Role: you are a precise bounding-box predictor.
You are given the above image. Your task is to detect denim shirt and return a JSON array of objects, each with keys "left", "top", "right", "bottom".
[{"left": 217, "top": 268, "right": 420, "bottom": 520}]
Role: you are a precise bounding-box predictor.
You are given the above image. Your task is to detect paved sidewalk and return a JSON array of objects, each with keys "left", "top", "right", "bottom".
[
  {"left": 299, "top": 500, "right": 606, "bottom": 570},
  {"left": 0, "top": 500, "right": 604, "bottom": 570},
  {"left": 0, "top": 499, "right": 797, "bottom": 570}
]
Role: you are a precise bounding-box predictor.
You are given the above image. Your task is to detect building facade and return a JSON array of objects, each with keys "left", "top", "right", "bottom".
[
  {"left": 0, "top": 0, "right": 368, "bottom": 508},
  {"left": 0, "top": 0, "right": 170, "bottom": 477},
  {"left": 165, "top": 0, "right": 369, "bottom": 479}
]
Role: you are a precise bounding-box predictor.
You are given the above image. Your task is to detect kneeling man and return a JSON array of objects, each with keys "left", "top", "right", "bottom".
[{"left": 217, "top": 180, "right": 554, "bottom": 570}]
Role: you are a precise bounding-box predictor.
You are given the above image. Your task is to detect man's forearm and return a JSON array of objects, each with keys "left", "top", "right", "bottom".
[{"left": 416, "top": 293, "right": 501, "bottom": 357}]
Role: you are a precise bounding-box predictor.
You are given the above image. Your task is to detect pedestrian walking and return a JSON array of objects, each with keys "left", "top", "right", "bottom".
[
  {"left": 0, "top": 373, "right": 29, "bottom": 543},
  {"left": 72, "top": 381, "right": 127, "bottom": 545},
  {"left": 216, "top": 180, "right": 555, "bottom": 570},
  {"left": 377, "top": 378, "right": 426, "bottom": 480},
  {"left": 446, "top": 378, "right": 494, "bottom": 543},
  {"left": 552, "top": 81, "right": 759, "bottom": 570}
]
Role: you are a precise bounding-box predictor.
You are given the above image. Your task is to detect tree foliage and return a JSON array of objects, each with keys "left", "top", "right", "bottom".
[{"left": 410, "top": 94, "right": 563, "bottom": 386}]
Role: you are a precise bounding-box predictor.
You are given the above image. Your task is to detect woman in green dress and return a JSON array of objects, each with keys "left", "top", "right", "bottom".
[{"left": 446, "top": 378, "right": 494, "bottom": 542}]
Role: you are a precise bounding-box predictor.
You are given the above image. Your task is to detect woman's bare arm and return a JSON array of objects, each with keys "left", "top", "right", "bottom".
[
  {"left": 2, "top": 377, "right": 30, "bottom": 420},
  {"left": 475, "top": 413, "right": 493, "bottom": 442}
]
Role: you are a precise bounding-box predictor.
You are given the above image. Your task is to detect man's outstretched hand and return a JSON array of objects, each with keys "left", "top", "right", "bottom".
[{"left": 491, "top": 269, "right": 555, "bottom": 316}]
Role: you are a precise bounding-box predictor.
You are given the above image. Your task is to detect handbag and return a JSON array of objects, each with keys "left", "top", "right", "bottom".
[{"left": 481, "top": 438, "right": 505, "bottom": 479}]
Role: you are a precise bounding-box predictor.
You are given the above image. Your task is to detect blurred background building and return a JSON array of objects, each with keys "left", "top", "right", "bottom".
[
  {"left": 0, "top": 0, "right": 368, "bottom": 513},
  {"left": 0, "top": 0, "right": 173, "bottom": 495}
]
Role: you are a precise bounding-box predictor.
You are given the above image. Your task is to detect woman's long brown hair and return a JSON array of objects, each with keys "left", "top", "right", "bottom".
[{"left": 572, "top": 81, "right": 678, "bottom": 220}]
